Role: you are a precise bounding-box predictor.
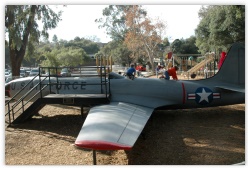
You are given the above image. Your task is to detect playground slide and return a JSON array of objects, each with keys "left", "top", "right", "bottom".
[{"left": 187, "top": 56, "right": 214, "bottom": 73}]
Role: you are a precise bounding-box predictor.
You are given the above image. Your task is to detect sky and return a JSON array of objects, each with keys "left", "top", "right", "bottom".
[{"left": 46, "top": 5, "right": 202, "bottom": 43}]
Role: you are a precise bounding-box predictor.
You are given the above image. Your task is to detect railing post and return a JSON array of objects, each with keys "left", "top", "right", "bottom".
[
  {"left": 105, "top": 66, "right": 108, "bottom": 98},
  {"left": 11, "top": 105, "right": 14, "bottom": 122},
  {"left": 8, "top": 102, "right": 11, "bottom": 125},
  {"left": 56, "top": 67, "right": 59, "bottom": 94},
  {"left": 100, "top": 66, "right": 103, "bottom": 94},
  {"left": 39, "top": 67, "right": 43, "bottom": 99},
  {"left": 22, "top": 100, "right": 24, "bottom": 113}
]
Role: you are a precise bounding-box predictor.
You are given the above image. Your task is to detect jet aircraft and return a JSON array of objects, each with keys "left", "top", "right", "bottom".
[{"left": 5, "top": 43, "right": 245, "bottom": 153}]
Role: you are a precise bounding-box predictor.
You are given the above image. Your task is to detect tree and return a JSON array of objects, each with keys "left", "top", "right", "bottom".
[
  {"left": 5, "top": 5, "right": 62, "bottom": 77},
  {"left": 97, "top": 5, "right": 166, "bottom": 70},
  {"left": 124, "top": 5, "right": 166, "bottom": 71},
  {"left": 41, "top": 47, "right": 87, "bottom": 67},
  {"left": 52, "top": 35, "right": 59, "bottom": 43},
  {"left": 84, "top": 35, "right": 101, "bottom": 42},
  {"left": 57, "top": 47, "right": 87, "bottom": 67},
  {"left": 5, "top": 41, "right": 10, "bottom": 68},
  {"left": 195, "top": 5, "right": 245, "bottom": 54},
  {"left": 184, "top": 36, "right": 200, "bottom": 54},
  {"left": 65, "top": 37, "right": 100, "bottom": 54},
  {"left": 171, "top": 36, "right": 200, "bottom": 54},
  {"left": 162, "top": 37, "right": 170, "bottom": 47},
  {"left": 171, "top": 39, "right": 183, "bottom": 54},
  {"left": 95, "top": 5, "right": 131, "bottom": 42},
  {"left": 95, "top": 40, "right": 132, "bottom": 67}
]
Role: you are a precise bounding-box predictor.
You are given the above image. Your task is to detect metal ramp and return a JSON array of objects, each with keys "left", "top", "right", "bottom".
[{"left": 5, "top": 66, "right": 111, "bottom": 125}]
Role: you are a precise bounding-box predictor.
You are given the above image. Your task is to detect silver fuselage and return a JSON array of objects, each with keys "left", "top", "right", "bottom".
[{"left": 6, "top": 73, "right": 245, "bottom": 110}]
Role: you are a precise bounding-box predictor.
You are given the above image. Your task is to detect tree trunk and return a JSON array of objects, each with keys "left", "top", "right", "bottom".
[
  {"left": 8, "top": 5, "right": 37, "bottom": 78},
  {"left": 9, "top": 46, "right": 25, "bottom": 79}
]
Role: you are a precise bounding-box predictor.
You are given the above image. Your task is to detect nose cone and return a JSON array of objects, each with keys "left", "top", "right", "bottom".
[{"left": 5, "top": 83, "right": 11, "bottom": 97}]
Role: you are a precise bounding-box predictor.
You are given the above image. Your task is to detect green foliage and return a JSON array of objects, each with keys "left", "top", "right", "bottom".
[
  {"left": 41, "top": 47, "right": 87, "bottom": 67},
  {"left": 162, "top": 37, "right": 170, "bottom": 47},
  {"left": 64, "top": 37, "right": 100, "bottom": 54},
  {"left": 52, "top": 35, "right": 58, "bottom": 43},
  {"left": 195, "top": 5, "right": 245, "bottom": 54},
  {"left": 42, "top": 50, "right": 61, "bottom": 67},
  {"left": 95, "top": 41, "right": 132, "bottom": 66},
  {"left": 5, "top": 5, "right": 62, "bottom": 76},
  {"left": 95, "top": 5, "right": 137, "bottom": 42},
  {"left": 111, "top": 43, "right": 132, "bottom": 66},
  {"left": 6, "top": 5, "right": 62, "bottom": 50},
  {"left": 11, "top": 35, "right": 101, "bottom": 67},
  {"left": 171, "top": 36, "right": 200, "bottom": 54},
  {"left": 57, "top": 47, "right": 87, "bottom": 67}
]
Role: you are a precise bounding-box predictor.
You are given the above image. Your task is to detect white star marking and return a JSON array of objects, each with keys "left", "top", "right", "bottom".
[{"left": 196, "top": 88, "right": 212, "bottom": 103}]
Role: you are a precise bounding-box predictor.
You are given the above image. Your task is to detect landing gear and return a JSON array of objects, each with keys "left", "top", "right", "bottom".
[{"left": 93, "top": 150, "right": 97, "bottom": 165}]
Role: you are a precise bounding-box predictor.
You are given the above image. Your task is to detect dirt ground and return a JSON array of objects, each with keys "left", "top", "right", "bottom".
[{"left": 4, "top": 103, "right": 245, "bottom": 165}]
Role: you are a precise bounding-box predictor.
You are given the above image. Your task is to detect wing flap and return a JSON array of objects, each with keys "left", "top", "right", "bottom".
[
  {"left": 118, "top": 105, "right": 152, "bottom": 146},
  {"left": 75, "top": 102, "right": 153, "bottom": 150}
]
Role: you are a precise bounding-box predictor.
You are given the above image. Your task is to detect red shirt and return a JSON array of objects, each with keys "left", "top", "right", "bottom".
[
  {"left": 167, "top": 67, "right": 178, "bottom": 80},
  {"left": 218, "top": 52, "right": 226, "bottom": 70}
]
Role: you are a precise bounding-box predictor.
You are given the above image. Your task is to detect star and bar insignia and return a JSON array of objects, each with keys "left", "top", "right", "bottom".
[{"left": 187, "top": 87, "right": 220, "bottom": 105}]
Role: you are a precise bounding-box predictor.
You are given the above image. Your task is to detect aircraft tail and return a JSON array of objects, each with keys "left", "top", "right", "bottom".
[{"left": 210, "top": 42, "right": 245, "bottom": 86}]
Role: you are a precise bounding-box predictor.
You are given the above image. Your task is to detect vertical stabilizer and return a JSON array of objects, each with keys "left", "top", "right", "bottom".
[{"left": 211, "top": 42, "right": 245, "bottom": 85}]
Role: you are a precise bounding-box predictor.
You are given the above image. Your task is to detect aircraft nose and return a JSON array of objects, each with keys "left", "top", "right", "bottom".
[{"left": 5, "top": 84, "right": 11, "bottom": 97}]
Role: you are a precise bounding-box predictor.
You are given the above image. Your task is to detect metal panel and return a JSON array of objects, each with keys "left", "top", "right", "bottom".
[{"left": 75, "top": 102, "right": 153, "bottom": 150}]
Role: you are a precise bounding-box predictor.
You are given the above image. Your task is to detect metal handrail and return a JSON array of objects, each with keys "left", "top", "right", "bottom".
[
  {"left": 5, "top": 74, "right": 39, "bottom": 107},
  {"left": 5, "top": 75, "right": 50, "bottom": 125},
  {"left": 6, "top": 84, "right": 50, "bottom": 124},
  {"left": 11, "top": 76, "right": 47, "bottom": 108},
  {"left": 5, "top": 65, "right": 111, "bottom": 125}
]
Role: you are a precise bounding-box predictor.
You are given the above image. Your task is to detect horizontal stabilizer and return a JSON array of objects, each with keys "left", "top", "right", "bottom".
[{"left": 215, "top": 86, "right": 245, "bottom": 93}]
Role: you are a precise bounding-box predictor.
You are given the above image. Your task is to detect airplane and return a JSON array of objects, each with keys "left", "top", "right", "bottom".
[{"left": 5, "top": 42, "right": 245, "bottom": 161}]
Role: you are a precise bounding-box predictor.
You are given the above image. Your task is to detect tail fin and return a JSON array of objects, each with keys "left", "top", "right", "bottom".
[{"left": 211, "top": 42, "right": 245, "bottom": 85}]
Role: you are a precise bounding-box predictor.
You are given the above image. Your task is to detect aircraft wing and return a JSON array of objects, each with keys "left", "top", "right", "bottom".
[{"left": 75, "top": 102, "right": 154, "bottom": 150}]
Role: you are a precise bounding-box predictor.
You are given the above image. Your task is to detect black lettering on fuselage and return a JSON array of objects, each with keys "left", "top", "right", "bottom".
[
  {"left": 28, "top": 81, "right": 39, "bottom": 90},
  {"left": 64, "top": 82, "right": 70, "bottom": 90},
  {"left": 10, "top": 80, "right": 88, "bottom": 91},
  {"left": 81, "top": 82, "right": 86, "bottom": 90},
  {"left": 61, "top": 81, "right": 86, "bottom": 90},
  {"left": 56, "top": 82, "right": 62, "bottom": 90},
  {"left": 11, "top": 83, "right": 16, "bottom": 90},
  {"left": 72, "top": 82, "right": 78, "bottom": 90}
]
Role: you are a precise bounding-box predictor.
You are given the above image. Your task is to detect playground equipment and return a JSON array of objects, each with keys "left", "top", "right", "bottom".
[
  {"left": 165, "top": 53, "right": 200, "bottom": 71},
  {"left": 96, "top": 56, "right": 113, "bottom": 74},
  {"left": 187, "top": 52, "right": 215, "bottom": 74}
]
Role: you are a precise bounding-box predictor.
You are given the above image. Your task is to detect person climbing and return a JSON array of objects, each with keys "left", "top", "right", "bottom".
[
  {"left": 126, "top": 63, "right": 136, "bottom": 80},
  {"left": 218, "top": 51, "right": 227, "bottom": 70},
  {"left": 163, "top": 66, "right": 179, "bottom": 80}
]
